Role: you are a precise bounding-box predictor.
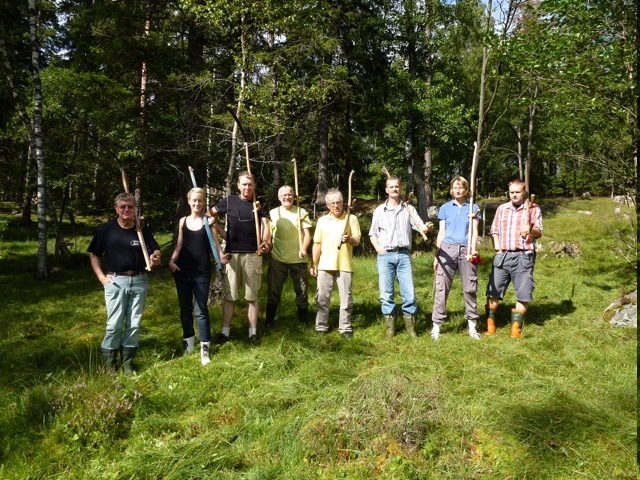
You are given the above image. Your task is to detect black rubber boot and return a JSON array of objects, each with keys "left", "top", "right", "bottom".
[
  {"left": 120, "top": 347, "right": 137, "bottom": 375},
  {"left": 266, "top": 303, "right": 277, "bottom": 330},
  {"left": 297, "top": 308, "right": 309, "bottom": 325},
  {"left": 100, "top": 348, "right": 118, "bottom": 373}
]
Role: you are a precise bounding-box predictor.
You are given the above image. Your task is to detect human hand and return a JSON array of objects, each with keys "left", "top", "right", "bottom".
[{"left": 259, "top": 241, "right": 272, "bottom": 254}]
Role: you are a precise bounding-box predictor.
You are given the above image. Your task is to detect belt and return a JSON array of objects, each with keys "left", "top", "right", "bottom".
[
  {"left": 387, "top": 246, "right": 410, "bottom": 252},
  {"left": 107, "top": 270, "right": 147, "bottom": 277}
]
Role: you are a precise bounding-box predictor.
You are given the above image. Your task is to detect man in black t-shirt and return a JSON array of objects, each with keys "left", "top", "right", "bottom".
[
  {"left": 88, "top": 193, "right": 161, "bottom": 373},
  {"left": 209, "top": 171, "right": 271, "bottom": 342}
]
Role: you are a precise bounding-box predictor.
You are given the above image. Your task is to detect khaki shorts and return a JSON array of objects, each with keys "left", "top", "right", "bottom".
[{"left": 223, "top": 253, "right": 263, "bottom": 302}]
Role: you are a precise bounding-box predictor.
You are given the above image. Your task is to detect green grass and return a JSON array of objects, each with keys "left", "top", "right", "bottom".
[{"left": 0, "top": 198, "right": 636, "bottom": 479}]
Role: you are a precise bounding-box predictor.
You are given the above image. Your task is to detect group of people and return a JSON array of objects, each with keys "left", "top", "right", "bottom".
[{"left": 88, "top": 172, "right": 542, "bottom": 373}]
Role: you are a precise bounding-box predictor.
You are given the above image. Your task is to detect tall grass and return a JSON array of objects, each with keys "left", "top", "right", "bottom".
[{"left": 0, "top": 197, "right": 636, "bottom": 479}]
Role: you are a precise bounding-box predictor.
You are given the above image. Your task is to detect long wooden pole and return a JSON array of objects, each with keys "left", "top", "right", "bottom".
[
  {"left": 467, "top": 141, "right": 479, "bottom": 256},
  {"left": 120, "top": 168, "right": 151, "bottom": 271},
  {"left": 292, "top": 158, "right": 303, "bottom": 252},
  {"left": 243, "top": 142, "right": 262, "bottom": 253},
  {"left": 338, "top": 170, "right": 355, "bottom": 249},
  {"left": 523, "top": 158, "right": 534, "bottom": 235},
  {"left": 188, "top": 166, "right": 223, "bottom": 271}
]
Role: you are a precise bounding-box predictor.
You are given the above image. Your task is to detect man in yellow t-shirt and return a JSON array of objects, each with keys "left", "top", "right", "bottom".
[
  {"left": 310, "top": 189, "right": 361, "bottom": 338},
  {"left": 266, "top": 185, "right": 313, "bottom": 328}
]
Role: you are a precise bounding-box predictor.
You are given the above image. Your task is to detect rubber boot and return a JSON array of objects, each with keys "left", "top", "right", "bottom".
[
  {"left": 200, "top": 342, "right": 211, "bottom": 366},
  {"left": 266, "top": 303, "right": 277, "bottom": 330},
  {"left": 484, "top": 305, "right": 497, "bottom": 335},
  {"left": 384, "top": 314, "right": 395, "bottom": 338},
  {"left": 183, "top": 336, "right": 195, "bottom": 355},
  {"left": 510, "top": 309, "right": 525, "bottom": 338},
  {"left": 297, "top": 308, "right": 309, "bottom": 325},
  {"left": 100, "top": 348, "right": 118, "bottom": 373},
  {"left": 403, "top": 314, "right": 418, "bottom": 338},
  {"left": 121, "top": 347, "right": 137, "bottom": 375}
]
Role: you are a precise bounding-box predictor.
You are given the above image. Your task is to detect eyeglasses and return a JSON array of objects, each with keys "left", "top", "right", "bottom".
[
  {"left": 328, "top": 201, "right": 343, "bottom": 206},
  {"left": 118, "top": 205, "right": 135, "bottom": 210}
]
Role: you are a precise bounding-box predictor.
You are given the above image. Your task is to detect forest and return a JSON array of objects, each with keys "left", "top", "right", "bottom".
[{"left": 0, "top": 0, "right": 636, "bottom": 278}]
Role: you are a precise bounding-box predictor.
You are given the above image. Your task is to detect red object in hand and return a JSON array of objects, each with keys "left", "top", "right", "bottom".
[{"left": 469, "top": 253, "right": 483, "bottom": 264}]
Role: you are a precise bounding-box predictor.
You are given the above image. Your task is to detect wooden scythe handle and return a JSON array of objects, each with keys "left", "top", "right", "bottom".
[
  {"left": 243, "top": 142, "right": 262, "bottom": 253},
  {"left": 292, "top": 158, "right": 303, "bottom": 252},
  {"left": 403, "top": 192, "right": 428, "bottom": 242},
  {"left": 338, "top": 170, "right": 355, "bottom": 249},
  {"left": 120, "top": 168, "right": 152, "bottom": 271},
  {"left": 188, "top": 166, "right": 223, "bottom": 271},
  {"left": 467, "top": 141, "right": 479, "bottom": 256},
  {"left": 523, "top": 158, "right": 533, "bottom": 234}
]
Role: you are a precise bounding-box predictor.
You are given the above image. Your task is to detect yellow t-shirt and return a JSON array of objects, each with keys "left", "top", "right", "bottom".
[
  {"left": 269, "top": 205, "right": 313, "bottom": 264},
  {"left": 313, "top": 212, "right": 361, "bottom": 272}
]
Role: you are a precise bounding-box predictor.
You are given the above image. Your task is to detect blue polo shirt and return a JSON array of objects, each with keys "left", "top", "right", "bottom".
[{"left": 438, "top": 199, "right": 481, "bottom": 245}]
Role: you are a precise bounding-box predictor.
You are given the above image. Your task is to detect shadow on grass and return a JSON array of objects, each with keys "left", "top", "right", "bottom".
[{"left": 502, "top": 389, "right": 634, "bottom": 463}]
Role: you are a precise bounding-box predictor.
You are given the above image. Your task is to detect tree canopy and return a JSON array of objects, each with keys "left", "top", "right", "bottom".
[{"left": 1, "top": 0, "right": 636, "bottom": 256}]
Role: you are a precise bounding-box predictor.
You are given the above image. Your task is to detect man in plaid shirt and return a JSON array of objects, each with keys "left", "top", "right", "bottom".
[{"left": 485, "top": 179, "right": 542, "bottom": 338}]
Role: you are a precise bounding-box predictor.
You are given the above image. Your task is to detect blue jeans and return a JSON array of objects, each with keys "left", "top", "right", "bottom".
[
  {"left": 174, "top": 273, "right": 211, "bottom": 342},
  {"left": 376, "top": 251, "right": 417, "bottom": 316},
  {"left": 102, "top": 273, "right": 149, "bottom": 350}
]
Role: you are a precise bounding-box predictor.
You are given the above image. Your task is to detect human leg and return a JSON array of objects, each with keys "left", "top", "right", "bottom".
[
  {"left": 174, "top": 274, "right": 196, "bottom": 352},
  {"left": 290, "top": 262, "right": 310, "bottom": 310},
  {"left": 121, "top": 275, "right": 149, "bottom": 348},
  {"left": 431, "top": 244, "right": 457, "bottom": 339},
  {"left": 376, "top": 253, "right": 398, "bottom": 316},
  {"left": 396, "top": 253, "right": 418, "bottom": 316},
  {"left": 101, "top": 276, "right": 128, "bottom": 350},
  {"left": 243, "top": 254, "right": 263, "bottom": 337},
  {"left": 266, "top": 257, "right": 288, "bottom": 327},
  {"left": 192, "top": 276, "right": 212, "bottom": 343},
  {"left": 314, "top": 270, "right": 334, "bottom": 332},
  {"left": 377, "top": 253, "right": 397, "bottom": 337},
  {"left": 336, "top": 271, "right": 354, "bottom": 335},
  {"left": 485, "top": 253, "right": 511, "bottom": 334},
  {"left": 459, "top": 254, "right": 479, "bottom": 338}
]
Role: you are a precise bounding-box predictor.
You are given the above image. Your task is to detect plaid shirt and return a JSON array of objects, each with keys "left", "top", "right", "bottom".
[{"left": 490, "top": 201, "right": 542, "bottom": 251}]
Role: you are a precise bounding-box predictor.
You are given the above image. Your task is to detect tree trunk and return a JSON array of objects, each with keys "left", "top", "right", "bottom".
[
  {"left": 28, "top": 0, "right": 48, "bottom": 278},
  {"left": 315, "top": 103, "right": 330, "bottom": 206},
  {"left": 21, "top": 149, "right": 33, "bottom": 225},
  {"left": 46, "top": 188, "right": 73, "bottom": 264},
  {"left": 136, "top": 17, "right": 150, "bottom": 218}
]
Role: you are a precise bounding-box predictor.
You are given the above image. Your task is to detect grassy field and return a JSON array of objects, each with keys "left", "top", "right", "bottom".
[{"left": 0, "top": 197, "right": 636, "bottom": 479}]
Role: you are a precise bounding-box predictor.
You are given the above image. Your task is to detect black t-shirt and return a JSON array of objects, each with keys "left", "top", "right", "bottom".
[
  {"left": 87, "top": 219, "right": 160, "bottom": 272},
  {"left": 216, "top": 195, "right": 270, "bottom": 253},
  {"left": 175, "top": 218, "right": 211, "bottom": 276}
]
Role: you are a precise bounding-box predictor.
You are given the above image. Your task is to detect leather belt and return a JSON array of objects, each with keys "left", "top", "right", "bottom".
[
  {"left": 107, "top": 270, "right": 146, "bottom": 277},
  {"left": 387, "top": 246, "right": 409, "bottom": 252}
]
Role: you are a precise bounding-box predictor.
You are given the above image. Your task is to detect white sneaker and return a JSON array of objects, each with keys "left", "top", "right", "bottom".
[
  {"left": 200, "top": 343, "right": 211, "bottom": 366},
  {"left": 430, "top": 330, "right": 441, "bottom": 341},
  {"left": 469, "top": 331, "right": 481, "bottom": 340}
]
